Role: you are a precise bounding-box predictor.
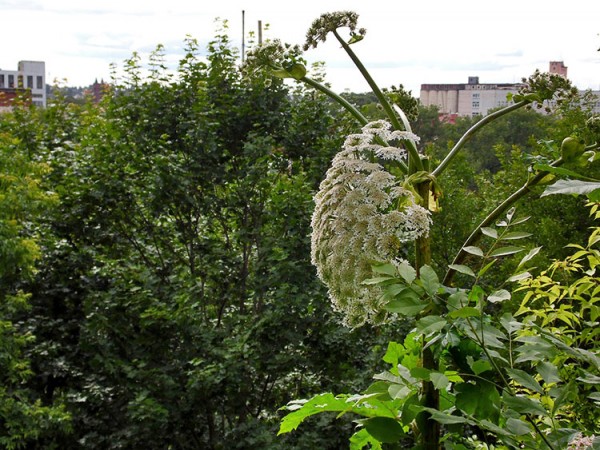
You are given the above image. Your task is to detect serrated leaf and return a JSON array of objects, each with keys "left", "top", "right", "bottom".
[
  {"left": 463, "top": 246, "right": 484, "bottom": 256},
  {"left": 350, "top": 428, "right": 383, "bottom": 450},
  {"left": 384, "top": 288, "right": 426, "bottom": 317},
  {"left": 416, "top": 315, "right": 447, "bottom": 336},
  {"left": 503, "top": 394, "right": 548, "bottom": 417},
  {"left": 490, "top": 246, "right": 524, "bottom": 257},
  {"left": 505, "top": 418, "right": 532, "bottom": 436},
  {"left": 506, "top": 368, "right": 543, "bottom": 394},
  {"left": 372, "top": 262, "right": 397, "bottom": 277},
  {"left": 278, "top": 393, "right": 349, "bottom": 434},
  {"left": 448, "top": 264, "right": 476, "bottom": 277},
  {"left": 419, "top": 265, "right": 441, "bottom": 296},
  {"left": 481, "top": 227, "right": 498, "bottom": 239},
  {"left": 397, "top": 261, "right": 416, "bottom": 284},
  {"left": 536, "top": 362, "right": 561, "bottom": 384},
  {"left": 488, "top": 289, "right": 511, "bottom": 303}
]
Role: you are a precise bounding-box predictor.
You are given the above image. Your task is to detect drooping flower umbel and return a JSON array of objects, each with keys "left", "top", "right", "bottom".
[{"left": 311, "top": 120, "right": 430, "bottom": 327}]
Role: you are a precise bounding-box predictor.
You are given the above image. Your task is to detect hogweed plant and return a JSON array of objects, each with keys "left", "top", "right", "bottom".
[{"left": 247, "top": 11, "right": 600, "bottom": 450}]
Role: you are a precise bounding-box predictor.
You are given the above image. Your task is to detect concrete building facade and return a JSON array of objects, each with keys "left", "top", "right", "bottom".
[
  {"left": 0, "top": 60, "right": 46, "bottom": 108},
  {"left": 420, "top": 76, "right": 524, "bottom": 119}
]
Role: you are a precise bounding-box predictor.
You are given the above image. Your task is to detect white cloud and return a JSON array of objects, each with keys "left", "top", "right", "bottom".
[{"left": 1, "top": 0, "right": 599, "bottom": 91}]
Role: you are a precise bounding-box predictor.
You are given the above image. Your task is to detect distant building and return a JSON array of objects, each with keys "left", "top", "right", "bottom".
[
  {"left": 419, "top": 76, "right": 524, "bottom": 119},
  {"left": 0, "top": 60, "right": 46, "bottom": 109},
  {"left": 420, "top": 61, "right": 599, "bottom": 118},
  {"left": 549, "top": 61, "right": 568, "bottom": 78}
]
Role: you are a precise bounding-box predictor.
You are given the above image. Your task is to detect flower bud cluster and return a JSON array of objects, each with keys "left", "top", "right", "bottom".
[
  {"left": 303, "top": 11, "right": 366, "bottom": 50},
  {"left": 311, "top": 121, "right": 430, "bottom": 327}
]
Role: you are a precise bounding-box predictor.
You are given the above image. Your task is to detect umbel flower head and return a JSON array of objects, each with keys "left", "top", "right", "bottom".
[{"left": 311, "top": 121, "right": 430, "bottom": 327}]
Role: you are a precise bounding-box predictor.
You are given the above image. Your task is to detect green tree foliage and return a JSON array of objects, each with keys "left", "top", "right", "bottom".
[
  {"left": 0, "top": 26, "right": 388, "bottom": 449},
  {"left": 0, "top": 104, "right": 71, "bottom": 448}
]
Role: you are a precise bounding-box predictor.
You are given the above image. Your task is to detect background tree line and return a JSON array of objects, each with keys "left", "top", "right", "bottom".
[{"left": 1, "top": 26, "right": 597, "bottom": 448}]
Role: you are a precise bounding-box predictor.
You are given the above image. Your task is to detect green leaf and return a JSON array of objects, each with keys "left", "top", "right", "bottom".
[
  {"left": 541, "top": 179, "right": 600, "bottom": 197},
  {"left": 363, "top": 417, "right": 404, "bottom": 444},
  {"left": 372, "top": 262, "right": 397, "bottom": 277},
  {"left": 488, "top": 289, "right": 511, "bottom": 303},
  {"left": 455, "top": 382, "right": 501, "bottom": 420},
  {"left": 416, "top": 315, "right": 447, "bottom": 336},
  {"left": 507, "top": 271, "right": 532, "bottom": 282},
  {"left": 506, "top": 368, "right": 543, "bottom": 394},
  {"left": 505, "top": 418, "right": 533, "bottom": 436},
  {"left": 469, "top": 359, "right": 493, "bottom": 375},
  {"left": 551, "top": 381, "right": 577, "bottom": 414},
  {"left": 447, "top": 291, "right": 469, "bottom": 311},
  {"left": 502, "top": 393, "right": 548, "bottom": 417},
  {"left": 419, "top": 265, "right": 441, "bottom": 296},
  {"left": 410, "top": 367, "right": 430, "bottom": 380},
  {"left": 500, "top": 231, "right": 532, "bottom": 241},
  {"left": 350, "top": 428, "right": 383, "bottom": 450},
  {"left": 477, "top": 259, "right": 497, "bottom": 277},
  {"left": 463, "top": 246, "right": 484, "bottom": 256},
  {"left": 481, "top": 227, "right": 498, "bottom": 239},
  {"left": 362, "top": 276, "right": 394, "bottom": 285},
  {"left": 278, "top": 393, "right": 349, "bottom": 434},
  {"left": 536, "top": 361, "right": 561, "bottom": 384},
  {"left": 397, "top": 261, "right": 416, "bottom": 284},
  {"left": 430, "top": 372, "right": 450, "bottom": 390},
  {"left": 534, "top": 163, "right": 597, "bottom": 180},
  {"left": 448, "top": 264, "right": 476, "bottom": 278},
  {"left": 516, "top": 246, "right": 542, "bottom": 270},
  {"left": 448, "top": 306, "right": 480, "bottom": 319},
  {"left": 384, "top": 288, "right": 426, "bottom": 317},
  {"left": 489, "top": 246, "right": 524, "bottom": 257}
]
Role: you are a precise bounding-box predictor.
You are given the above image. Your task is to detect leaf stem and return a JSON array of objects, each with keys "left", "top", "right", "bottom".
[
  {"left": 443, "top": 157, "right": 564, "bottom": 286},
  {"left": 433, "top": 101, "right": 529, "bottom": 178},
  {"left": 332, "top": 30, "right": 423, "bottom": 173}
]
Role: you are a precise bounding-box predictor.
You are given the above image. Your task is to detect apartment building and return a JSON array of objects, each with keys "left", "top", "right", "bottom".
[
  {"left": 419, "top": 61, "right": 599, "bottom": 119},
  {"left": 420, "top": 76, "right": 522, "bottom": 119},
  {"left": 0, "top": 60, "right": 46, "bottom": 109}
]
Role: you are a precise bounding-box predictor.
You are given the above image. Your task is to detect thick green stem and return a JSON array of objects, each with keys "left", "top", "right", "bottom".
[
  {"left": 415, "top": 180, "right": 440, "bottom": 450},
  {"left": 443, "top": 158, "right": 564, "bottom": 286},
  {"left": 332, "top": 30, "right": 424, "bottom": 173},
  {"left": 300, "top": 75, "right": 410, "bottom": 174},
  {"left": 432, "top": 101, "right": 529, "bottom": 178}
]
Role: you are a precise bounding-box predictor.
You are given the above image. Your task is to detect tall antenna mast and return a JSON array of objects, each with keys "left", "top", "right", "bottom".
[{"left": 241, "top": 10, "right": 245, "bottom": 62}]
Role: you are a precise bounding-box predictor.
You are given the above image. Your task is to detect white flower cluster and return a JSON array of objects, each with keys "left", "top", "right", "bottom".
[{"left": 311, "top": 121, "right": 430, "bottom": 327}]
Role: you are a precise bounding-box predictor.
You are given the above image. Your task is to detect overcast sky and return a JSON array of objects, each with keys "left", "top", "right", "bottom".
[{"left": 1, "top": 0, "right": 599, "bottom": 95}]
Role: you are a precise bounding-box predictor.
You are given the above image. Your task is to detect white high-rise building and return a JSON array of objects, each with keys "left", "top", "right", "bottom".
[{"left": 0, "top": 60, "right": 46, "bottom": 108}]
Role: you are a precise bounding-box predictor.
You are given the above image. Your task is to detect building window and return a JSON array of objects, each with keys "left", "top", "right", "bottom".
[
  {"left": 0, "top": 74, "right": 4, "bottom": 88},
  {"left": 36, "top": 76, "right": 43, "bottom": 89},
  {"left": 473, "top": 93, "right": 480, "bottom": 98},
  {"left": 8, "top": 75, "right": 14, "bottom": 88},
  {"left": 18, "top": 75, "right": 23, "bottom": 88},
  {"left": 27, "top": 75, "right": 33, "bottom": 88},
  {"left": 472, "top": 101, "right": 480, "bottom": 108}
]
